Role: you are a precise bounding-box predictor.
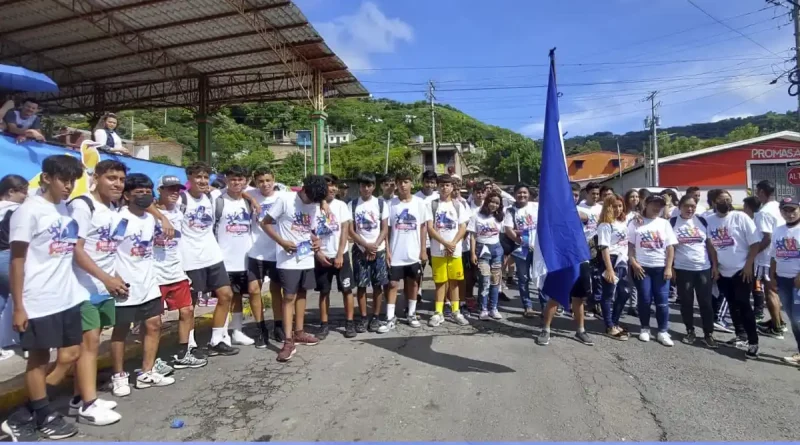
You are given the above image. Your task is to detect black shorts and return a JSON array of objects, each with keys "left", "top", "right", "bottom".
[
  {"left": 390, "top": 263, "right": 422, "bottom": 282},
  {"left": 570, "top": 261, "right": 593, "bottom": 299},
  {"left": 228, "top": 271, "right": 258, "bottom": 295},
  {"left": 20, "top": 303, "right": 82, "bottom": 351},
  {"left": 186, "top": 261, "right": 230, "bottom": 294},
  {"left": 115, "top": 298, "right": 163, "bottom": 326},
  {"left": 315, "top": 254, "right": 354, "bottom": 293},
  {"left": 278, "top": 268, "right": 316, "bottom": 295},
  {"left": 247, "top": 257, "right": 281, "bottom": 284}
]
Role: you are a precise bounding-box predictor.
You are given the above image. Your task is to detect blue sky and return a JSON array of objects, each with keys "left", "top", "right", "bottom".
[{"left": 295, "top": 0, "right": 796, "bottom": 138}]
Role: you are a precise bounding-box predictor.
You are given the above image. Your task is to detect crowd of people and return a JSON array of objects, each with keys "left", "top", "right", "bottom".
[{"left": 0, "top": 153, "right": 798, "bottom": 442}]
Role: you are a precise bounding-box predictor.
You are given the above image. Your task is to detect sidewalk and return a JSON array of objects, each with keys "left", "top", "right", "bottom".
[{"left": 0, "top": 305, "right": 219, "bottom": 415}]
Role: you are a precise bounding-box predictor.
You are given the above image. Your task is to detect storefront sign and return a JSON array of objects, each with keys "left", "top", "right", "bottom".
[{"left": 751, "top": 148, "right": 800, "bottom": 159}]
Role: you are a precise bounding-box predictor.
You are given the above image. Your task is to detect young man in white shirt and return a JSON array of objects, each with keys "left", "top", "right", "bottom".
[
  {"left": 414, "top": 170, "right": 439, "bottom": 301},
  {"left": 247, "top": 167, "right": 286, "bottom": 342},
  {"left": 380, "top": 175, "right": 396, "bottom": 202},
  {"left": 350, "top": 173, "right": 390, "bottom": 334},
  {"left": 379, "top": 170, "right": 431, "bottom": 333},
  {"left": 769, "top": 197, "right": 800, "bottom": 365},
  {"left": 154, "top": 175, "right": 208, "bottom": 369},
  {"left": 706, "top": 190, "right": 761, "bottom": 358},
  {"left": 315, "top": 175, "right": 354, "bottom": 339},
  {"left": 754, "top": 180, "right": 788, "bottom": 338},
  {"left": 427, "top": 174, "right": 470, "bottom": 327},
  {"left": 578, "top": 182, "right": 603, "bottom": 318},
  {"left": 110, "top": 174, "right": 175, "bottom": 396},
  {"left": 67, "top": 160, "right": 127, "bottom": 426},
  {"left": 262, "top": 175, "right": 328, "bottom": 362},
  {"left": 2, "top": 155, "right": 84, "bottom": 441},
  {"left": 179, "top": 162, "right": 238, "bottom": 356},
  {"left": 503, "top": 184, "right": 540, "bottom": 318},
  {"left": 214, "top": 165, "right": 268, "bottom": 349}
]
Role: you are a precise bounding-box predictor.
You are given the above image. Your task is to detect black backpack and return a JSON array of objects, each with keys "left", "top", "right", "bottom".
[
  {"left": 350, "top": 197, "right": 385, "bottom": 223},
  {"left": 0, "top": 208, "right": 16, "bottom": 251},
  {"left": 210, "top": 194, "right": 255, "bottom": 236},
  {"left": 68, "top": 195, "right": 96, "bottom": 214},
  {"left": 669, "top": 215, "right": 708, "bottom": 229}
]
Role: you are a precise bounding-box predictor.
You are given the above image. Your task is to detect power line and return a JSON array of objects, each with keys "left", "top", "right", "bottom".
[{"left": 686, "top": 0, "right": 784, "bottom": 57}]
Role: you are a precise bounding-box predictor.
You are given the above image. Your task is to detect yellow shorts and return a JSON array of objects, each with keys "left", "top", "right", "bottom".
[{"left": 431, "top": 256, "right": 464, "bottom": 284}]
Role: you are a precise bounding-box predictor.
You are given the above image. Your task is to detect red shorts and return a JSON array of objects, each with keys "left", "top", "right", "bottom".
[{"left": 160, "top": 280, "right": 192, "bottom": 311}]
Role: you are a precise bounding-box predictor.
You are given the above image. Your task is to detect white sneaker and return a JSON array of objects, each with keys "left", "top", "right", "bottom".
[
  {"left": 451, "top": 311, "right": 469, "bottom": 326},
  {"left": 111, "top": 373, "right": 131, "bottom": 397},
  {"left": 428, "top": 312, "right": 444, "bottom": 327},
  {"left": 77, "top": 402, "right": 122, "bottom": 426},
  {"left": 657, "top": 332, "right": 674, "bottom": 347},
  {"left": 377, "top": 317, "right": 396, "bottom": 333},
  {"left": 0, "top": 349, "right": 14, "bottom": 361},
  {"left": 136, "top": 370, "right": 175, "bottom": 389},
  {"left": 489, "top": 309, "right": 503, "bottom": 320},
  {"left": 638, "top": 331, "right": 651, "bottom": 342},
  {"left": 479, "top": 310, "right": 490, "bottom": 320},
  {"left": 407, "top": 314, "right": 421, "bottom": 328},
  {"left": 231, "top": 330, "right": 255, "bottom": 346},
  {"left": 69, "top": 397, "right": 117, "bottom": 416}
]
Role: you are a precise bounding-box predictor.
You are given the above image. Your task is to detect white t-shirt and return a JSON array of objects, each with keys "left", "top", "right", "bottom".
[
  {"left": 578, "top": 202, "right": 603, "bottom": 241},
  {"left": 317, "top": 199, "right": 351, "bottom": 258},
  {"left": 597, "top": 221, "right": 629, "bottom": 265},
  {"left": 771, "top": 224, "right": 800, "bottom": 279},
  {"left": 352, "top": 196, "right": 389, "bottom": 252},
  {"left": 267, "top": 192, "right": 320, "bottom": 270},
  {"left": 414, "top": 190, "right": 439, "bottom": 248},
  {"left": 70, "top": 195, "right": 122, "bottom": 303},
  {"left": 180, "top": 192, "right": 223, "bottom": 271},
  {"left": 468, "top": 211, "right": 503, "bottom": 246},
  {"left": 755, "top": 200, "right": 785, "bottom": 268},
  {"left": 429, "top": 199, "right": 470, "bottom": 258},
  {"left": 503, "top": 202, "right": 538, "bottom": 257},
  {"left": 114, "top": 208, "right": 160, "bottom": 307},
  {"left": 215, "top": 193, "right": 254, "bottom": 273},
  {"left": 706, "top": 211, "right": 759, "bottom": 278},
  {"left": 153, "top": 207, "right": 187, "bottom": 285},
  {"left": 671, "top": 216, "right": 711, "bottom": 271},
  {"left": 388, "top": 196, "right": 431, "bottom": 266},
  {"left": 248, "top": 189, "right": 282, "bottom": 262},
  {"left": 457, "top": 197, "right": 472, "bottom": 253},
  {"left": 9, "top": 196, "right": 86, "bottom": 319},
  {"left": 627, "top": 217, "right": 678, "bottom": 268}
]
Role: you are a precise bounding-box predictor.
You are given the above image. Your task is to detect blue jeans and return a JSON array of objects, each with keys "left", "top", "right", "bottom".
[
  {"left": 775, "top": 276, "right": 800, "bottom": 353},
  {"left": 476, "top": 242, "right": 504, "bottom": 311},
  {"left": 601, "top": 260, "right": 631, "bottom": 329},
  {"left": 513, "top": 251, "right": 547, "bottom": 310},
  {"left": 634, "top": 266, "right": 670, "bottom": 333},
  {"left": 0, "top": 250, "right": 9, "bottom": 315}
]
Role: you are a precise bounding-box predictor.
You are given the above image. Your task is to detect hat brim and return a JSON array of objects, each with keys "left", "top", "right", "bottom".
[{"left": 160, "top": 183, "right": 186, "bottom": 190}]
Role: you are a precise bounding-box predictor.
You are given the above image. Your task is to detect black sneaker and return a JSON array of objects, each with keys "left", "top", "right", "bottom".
[
  {"left": 274, "top": 325, "right": 286, "bottom": 343},
  {"left": 207, "top": 342, "right": 240, "bottom": 356},
  {"left": 702, "top": 335, "right": 718, "bottom": 349},
  {"left": 575, "top": 331, "right": 594, "bottom": 346},
  {"left": 754, "top": 312, "right": 765, "bottom": 322},
  {"left": 1, "top": 408, "right": 38, "bottom": 442},
  {"left": 746, "top": 344, "right": 759, "bottom": 359},
  {"left": 682, "top": 330, "right": 696, "bottom": 345},
  {"left": 317, "top": 323, "right": 330, "bottom": 341},
  {"left": 254, "top": 331, "right": 268, "bottom": 349},
  {"left": 38, "top": 412, "right": 78, "bottom": 440},
  {"left": 756, "top": 319, "right": 771, "bottom": 329},
  {"left": 344, "top": 320, "right": 357, "bottom": 338},
  {"left": 356, "top": 317, "right": 368, "bottom": 333},
  {"left": 367, "top": 316, "right": 381, "bottom": 332},
  {"left": 760, "top": 327, "right": 785, "bottom": 340}
]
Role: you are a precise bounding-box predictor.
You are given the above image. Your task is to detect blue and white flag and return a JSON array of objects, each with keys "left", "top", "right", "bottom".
[{"left": 531, "top": 53, "right": 590, "bottom": 308}]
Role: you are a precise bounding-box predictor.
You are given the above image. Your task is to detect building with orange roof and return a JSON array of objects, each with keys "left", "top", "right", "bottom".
[{"left": 567, "top": 151, "right": 640, "bottom": 186}]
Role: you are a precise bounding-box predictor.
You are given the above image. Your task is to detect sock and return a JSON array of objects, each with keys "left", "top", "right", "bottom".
[
  {"left": 435, "top": 301, "right": 444, "bottom": 314},
  {"left": 82, "top": 398, "right": 96, "bottom": 410},
  {"left": 408, "top": 300, "right": 418, "bottom": 316},
  {"left": 178, "top": 342, "right": 189, "bottom": 357},
  {"left": 577, "top": 327, "right": 586, "bottom": 334},
  {"left": 223, "top": 315, "right": 230, "bottom": 330},
  {"left": 188, "top": 329, "right": 197, "bottom": 349},
  {"left": 452, "top": 301, "right": 460, "bottom": 313},
  {"left": 70, "top": 395, "right": 81, "bottom": 406},
  {"left": 211, "top": 327, "right": 226, "bottom": 345},
  {"left": 231, "top": 313, "right": 243, "bottom": 331},
  {"left": 544, "top": 327, "right": 551, "bottom": 333},
  {"left": 387, "top": 303, "right": 396, "bottom": 320},
  {"left": 258, "top": 320, "right": 268, "bottom": 334},
  {"left": 29, "top": 398, "right": 51, "bottom": 426}
]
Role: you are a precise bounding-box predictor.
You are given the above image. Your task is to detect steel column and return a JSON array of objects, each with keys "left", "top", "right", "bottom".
[{"left": 197, "top": 76, "right": 211, "bottom": 164}]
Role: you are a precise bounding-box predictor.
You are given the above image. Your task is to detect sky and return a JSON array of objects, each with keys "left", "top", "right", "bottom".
[{"left": 294, "top": 0, "right": 797, "bottom": 139}]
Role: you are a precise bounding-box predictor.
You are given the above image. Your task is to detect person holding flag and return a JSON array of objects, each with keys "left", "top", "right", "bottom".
[{"left": 533, "top": 49, "right": 593, "bottom": 347}]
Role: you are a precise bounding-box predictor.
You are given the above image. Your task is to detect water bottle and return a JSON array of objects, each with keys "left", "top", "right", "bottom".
[{"left": 521, "top": 229, "right": 530, "bottom": 257}]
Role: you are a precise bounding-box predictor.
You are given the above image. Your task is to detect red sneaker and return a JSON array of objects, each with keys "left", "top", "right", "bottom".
[
  {"left": 277, "top": 340, "right": 296, "bottom": 362},
  {"left": 293, "top": 330, "right": 319, "bottom": 346}
]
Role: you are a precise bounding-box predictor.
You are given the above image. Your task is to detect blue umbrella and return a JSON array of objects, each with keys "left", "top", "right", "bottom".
[{"left": 0, "top": 64, "right": 58, "bottom": 93}]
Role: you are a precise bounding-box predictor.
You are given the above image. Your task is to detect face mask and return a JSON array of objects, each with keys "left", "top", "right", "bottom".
[
  {"left": 133, "top": 195, "right": 154, "bottom": 209},
  {"left": 716, "top": 203, "right": 731, "bottom": 214}
]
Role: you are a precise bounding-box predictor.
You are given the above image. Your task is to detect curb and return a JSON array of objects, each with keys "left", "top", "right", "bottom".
[{"left": 0, "top": 316, "right": 215, "bottom": 415}]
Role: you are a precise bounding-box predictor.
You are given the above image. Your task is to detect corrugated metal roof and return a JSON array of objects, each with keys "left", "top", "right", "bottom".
[{"left": 0, "top": 0, "right": 368, "bottom": 112}]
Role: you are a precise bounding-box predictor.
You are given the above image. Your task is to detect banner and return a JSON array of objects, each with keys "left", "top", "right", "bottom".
[{"left": 0, "top": 135, "right": 186, "bottom": 198}]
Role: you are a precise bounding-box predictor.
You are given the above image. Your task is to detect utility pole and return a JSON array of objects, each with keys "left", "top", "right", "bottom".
[
  {"left": 326, "top": 125, "right": 332, "bottom": 174},
  {"left": 794, "top": 1, "right": 800, "bottom": 127},
  {"left": 385, "top": 130, "right": 391, "bottom": 174},
  {"left": 643, "top": 142, "right": 649, "bottom": 186},
  {"left": 516, "top": 150, "right": 521, "bottom": 182},
  {"left": 644, "top": 91, "right": 661, "bottom": 187},
  {"left": 427, "top": 80, "right": 437, "bottom": 173},
  {"left": 130, "top": 115, "right": 135, "bottom": 140}
]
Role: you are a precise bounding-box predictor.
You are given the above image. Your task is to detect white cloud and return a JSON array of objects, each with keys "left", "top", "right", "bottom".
[
  {"left": 315, "top": 2, "right": 413, "bottom": 71},
  {"left": 710, "top": 113, "right": 753, "bottom": 123}
]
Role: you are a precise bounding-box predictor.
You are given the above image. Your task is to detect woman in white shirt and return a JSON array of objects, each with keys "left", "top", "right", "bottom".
[
  {"left": 769, "top": 197, "right": 800, "bottom": 365},
  {"left": 623, "top": 189, "right": 641, "bottom": 315},
  {"left": 596, "top": 193, "right": 631, "bottom": 340},
  {"left": 93, "top": 113, "right": 129, "bottom": 155},
  {"left": 469, "top": 191, "right": 505, "bottom": 320},
  {"left": 671, "top": 195, "right": 719, "bottom": 348},
  {"left": 628, "top": 194, "right": 678, "bottom": 346}
]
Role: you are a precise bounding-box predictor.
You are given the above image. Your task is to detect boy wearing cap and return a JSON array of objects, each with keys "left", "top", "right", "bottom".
[
  {"left": 155, "top": 175, "right": 208, "bottom": 369},
  {"left": 770, "top": 197, "right": 800, "bottom": 365}
]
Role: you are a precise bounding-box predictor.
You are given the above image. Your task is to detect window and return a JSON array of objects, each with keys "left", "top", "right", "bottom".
[{"left": 573, "top": 160, "right": 585, "bottom": 169}]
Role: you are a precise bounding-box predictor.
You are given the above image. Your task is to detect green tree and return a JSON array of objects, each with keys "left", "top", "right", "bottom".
[{"left": 275, "top": 152, "right": 305, "bottom": 186}]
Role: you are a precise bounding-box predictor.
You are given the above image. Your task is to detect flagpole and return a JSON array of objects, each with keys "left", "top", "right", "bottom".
[{"left": 549, "top": 47, "right": 557, "bottom": 81}]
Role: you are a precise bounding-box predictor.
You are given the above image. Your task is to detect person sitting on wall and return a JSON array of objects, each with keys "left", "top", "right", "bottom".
[
  {"left": 93, "top": 113, "right": 129, "bottom": 155},
  {"left": 2, "top": 98, "right": 45, "bottom": 143}
]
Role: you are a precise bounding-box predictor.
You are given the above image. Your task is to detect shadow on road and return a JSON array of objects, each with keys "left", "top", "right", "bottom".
[{"left": 359, "top": 335, "right": 516, "bottom": 374}]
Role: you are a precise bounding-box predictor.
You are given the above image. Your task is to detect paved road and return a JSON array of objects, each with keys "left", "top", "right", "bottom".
[{"left": 50, "top": 276, "right": 800, "bottom": 442}]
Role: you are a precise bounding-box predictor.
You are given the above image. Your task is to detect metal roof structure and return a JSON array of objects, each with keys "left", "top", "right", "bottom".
[{"left": 0, "top": 0, "right": 369, "bottom": 113}]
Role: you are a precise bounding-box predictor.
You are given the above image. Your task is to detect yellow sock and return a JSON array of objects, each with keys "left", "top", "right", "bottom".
[
  {"left": 452, "top": 301, "right": 460, "bottom": 313},
  {"left": 435, "top": 302, "right": 444, "bottom": 314}
]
